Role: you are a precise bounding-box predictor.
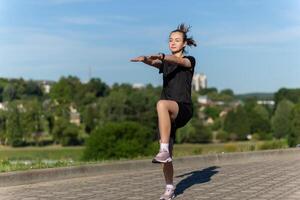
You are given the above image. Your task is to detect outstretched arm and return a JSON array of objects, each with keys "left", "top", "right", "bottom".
[
  {"left": 130, "top": 56, "right": 162, "bottom": 69},
  {"left": 149, "top": 54, "right": 192, "bottom": 68}
]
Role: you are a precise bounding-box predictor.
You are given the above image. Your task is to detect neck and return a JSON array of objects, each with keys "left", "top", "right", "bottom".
[{"left": 172, "top": 51, "right": 184, "bottom": 58}]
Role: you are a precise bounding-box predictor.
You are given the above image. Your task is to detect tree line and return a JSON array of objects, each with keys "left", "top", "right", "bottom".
[{"left": 0, "top": 77, "right": 299, "bottom": 148}]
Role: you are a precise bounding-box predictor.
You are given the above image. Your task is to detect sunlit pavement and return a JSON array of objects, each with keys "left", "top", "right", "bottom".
[{"left": 0, "top": 151, "right": 300, "bottom": 200}]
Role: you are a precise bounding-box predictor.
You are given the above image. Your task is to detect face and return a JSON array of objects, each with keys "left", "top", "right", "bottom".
[{"left": 169, "top": 31, "right": 186, "bottom": 54}]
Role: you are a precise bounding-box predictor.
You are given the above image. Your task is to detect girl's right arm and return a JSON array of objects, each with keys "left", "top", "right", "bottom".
[{"left": 130, "top": 56, "right": 162, "bottom": 69}]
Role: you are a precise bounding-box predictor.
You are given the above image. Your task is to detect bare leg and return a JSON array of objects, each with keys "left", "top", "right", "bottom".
[
  {"left": 156, "top": 100, "right": 179, "bottom": 143},
  {"left": 156, "top": 100, "right": 178, "bottom": 186},
  {"left": 163, "top": 162, "right": 173, "bottom": 185}
]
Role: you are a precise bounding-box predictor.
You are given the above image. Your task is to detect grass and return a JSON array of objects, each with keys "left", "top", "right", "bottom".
[{"left": 0, "top": 139, "right": 289, "bottom": 173}]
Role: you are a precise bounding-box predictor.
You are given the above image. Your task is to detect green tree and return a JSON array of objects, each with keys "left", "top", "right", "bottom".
[
  {"left": 271, "top": 99, "right": 294, "bottom": 139},
  {"left": 22, "top": 100, "right": 44, "bottom": 144},
  {"left": 3, "top": 84, "right": 17, "bottom": 101},
  {"left": 249, "top": 104, "right": 271, "bottom": 137},
  {"left": 198, "top": 87, "right": 218, "bottom": 95},
  {"left": 223, "top": 106, "right": 250, "bottom": 140},
  {"left": 203, "top": 106, "right": 222, "bottom": 120},
  {"left": 97, "top": 85, "right": 158, "bottom": 132},
  {"left": 220, "top": 89, "right": 234, "bottom": 96},
  {"left": 6, "top": 102, "right": 26, "bottom": 146},
  {"left": 0, "top": 111, "right": 7, "bottom": 145},
  {"left": 50, "top": 76, "right": 82, "bottom": 104},
  {"left": 82, "top": 104, "right": 99, "bottom": 133},
  {"left": 52, "top": 117, "right": 81, "bottom": 146},
  {"left": 274, "top": 88, "right": 300, "bottom": 108},
  {"left": 24, "top": 80, "right": 43, "bottom": 97},
  {"left": 288, "top": 104, "right": 300, "bottom": 147}
]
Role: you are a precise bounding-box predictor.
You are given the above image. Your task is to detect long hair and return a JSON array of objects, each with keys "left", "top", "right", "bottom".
[{"left": 171, "top": 23, "right": 197, "bottom": 53}]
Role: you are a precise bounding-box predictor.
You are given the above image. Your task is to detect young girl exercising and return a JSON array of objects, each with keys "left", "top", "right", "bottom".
[{"left": 130, "top": 23, "right": 197, "bottom": 200}]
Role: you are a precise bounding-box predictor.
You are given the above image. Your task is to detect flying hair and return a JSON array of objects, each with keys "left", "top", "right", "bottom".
[{"left": 171, "top": 23, "right": 197, "bottom": 53}]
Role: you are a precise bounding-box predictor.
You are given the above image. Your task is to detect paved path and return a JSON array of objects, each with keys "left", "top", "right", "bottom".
[{"left": 1, "top": 154, "right": 300, "bottom": 200}]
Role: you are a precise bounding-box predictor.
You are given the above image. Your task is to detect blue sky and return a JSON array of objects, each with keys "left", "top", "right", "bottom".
[{"left": 0, "top": 0, "right": 299, "bottom": 94}]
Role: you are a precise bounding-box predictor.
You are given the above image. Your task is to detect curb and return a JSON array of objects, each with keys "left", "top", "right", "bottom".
[{"left": 1, "top": 148, "right": 300, "bottom": 187}]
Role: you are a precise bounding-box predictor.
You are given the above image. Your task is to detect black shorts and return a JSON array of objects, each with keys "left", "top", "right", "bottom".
[
  {"left": 157, "top": 101, "right": 193, "bottom": 142},
  {"left": 170, "top": 102, "right": 193, "bottom": 140}
]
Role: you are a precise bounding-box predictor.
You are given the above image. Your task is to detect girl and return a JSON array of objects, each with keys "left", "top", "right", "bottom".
[{"left": 130, "top": 23, "right": 197, "bottom": 200}]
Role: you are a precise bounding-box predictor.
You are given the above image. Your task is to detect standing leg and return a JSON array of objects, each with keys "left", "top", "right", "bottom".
[
  {"left": 155, "top": 101, "right": 178, "bottom": 199},
  {"left": 160, "top": 138, "right": 176, "bottom": 199}
]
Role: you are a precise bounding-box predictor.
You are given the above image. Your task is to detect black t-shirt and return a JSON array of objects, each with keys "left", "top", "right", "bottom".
[{"left": 159, "top": 56, "right": 196, "bottom": 104}]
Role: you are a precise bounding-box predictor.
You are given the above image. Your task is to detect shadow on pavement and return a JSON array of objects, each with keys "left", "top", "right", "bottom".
[{"left": 174, "top": 166, "right": 220, "bottom": 196}]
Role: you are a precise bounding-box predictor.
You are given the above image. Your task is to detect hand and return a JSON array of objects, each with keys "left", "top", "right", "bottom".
[{"left": 130, "top": 56, "right": 146, "bottom": 62}]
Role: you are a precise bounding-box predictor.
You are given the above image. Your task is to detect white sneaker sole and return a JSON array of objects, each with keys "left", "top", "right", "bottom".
[
  {"left": 160, "top": 194, "right": 175, "bottom": 200},
  {"left": 152, "top": 157, "right": 172, "bottom": 163}
]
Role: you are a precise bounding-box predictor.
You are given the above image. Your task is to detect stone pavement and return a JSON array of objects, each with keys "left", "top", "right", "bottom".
[{"left": 1, "top": 151, "right": 300, "bottom": 200}]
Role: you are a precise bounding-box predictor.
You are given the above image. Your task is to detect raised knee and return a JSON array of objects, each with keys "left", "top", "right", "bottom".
[{"left": 156, "top": 100, "right": 167, "bottom": 111}]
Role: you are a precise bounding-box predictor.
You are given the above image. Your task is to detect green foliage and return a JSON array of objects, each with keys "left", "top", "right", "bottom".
[
  {"left": 50, "top": 76, "right": 82, "bottom": 104},
  {"left": 203, "top": 106, "right": 222, "bottom": 120},
  {"left": 256, "top": 139, "right": 288, "bottom": 150},
  {"left": 24, "top": 80, "right": 43, "bottom": 97},
  {"left": 271, "top": 99, "right": 294, "bottom": 139},
  {"left": 252, "top": 132, "right": 273, "bottom": 141},
  {"left": 198, "top": 87, "right": 218, "bottom": 95},
  {"left": 3, "top": 83, "right": 18, "bottom": 101},
  {"left": 61, "top": 124, "right": 82, "bottom": 146},
  {"left": 288, "top": 104, "right": 300, "bottom": 147},
  {"left": 6, "top": 102, "right": 25, "bottom": 146},
  {"left": 224, "top": 143, "right": 238, "bottom": 152},
  {"left": 249, "top": 104, "right": 271, "bottom": 135},
  {"left": 216, "top": 130, "right": 230, "bottom": 142},
  {"left": 97, "top": 85, "right": 159, "bottom": 133},
  {"left": 52, "top": 117, "right": 82, "bottom": 146},
  {"left": 82, "top": 121, "right": 156, "bottom": 161},
  {"left": 176, "top": 119, "right": 212, "bottom": 143},
  {"left": 223, "top": 106, "right": 250, "bottom": 140},
  {"left": 274, "top": 88, "right": 300, "bottom": 108},
  {"left": 220, "top": 89, "right": 234, "bottom": 96}
]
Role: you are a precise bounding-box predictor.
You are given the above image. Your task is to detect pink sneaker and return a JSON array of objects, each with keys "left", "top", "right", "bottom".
[
  {"left": 160, "top": 187, "right": 175, "bottom": 200},
  {"left": 152, "top": 150, "right": 172, "bottom": 163}
]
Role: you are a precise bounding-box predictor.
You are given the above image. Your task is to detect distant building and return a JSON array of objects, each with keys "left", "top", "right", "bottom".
[
  {"left": 192, "top": 73, "right": 207, "bottom": 91},
  {"left": 41, "top": 81, "right": 52, "bottom": 94},
  {"left": 132, "top": 83, "right": 145, "bottom": 89},
  {"left": 35, "top": 80, "right": 55, "bottom": 94},
  {"left": 0, "top": 102, "right": 7, "bottom": 111},
  {"left": 197, "top": 95, "right": 209, "bottom": 105},
  {"left": 257, "top": 100, "right": 275, "bottom": 106}
]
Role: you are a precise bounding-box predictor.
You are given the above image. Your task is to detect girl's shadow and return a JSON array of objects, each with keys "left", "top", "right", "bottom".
[{"left": 174, "top": 166, "right": 219, "bottom": 196}]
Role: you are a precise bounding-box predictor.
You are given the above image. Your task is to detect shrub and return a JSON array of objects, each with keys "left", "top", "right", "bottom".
[
  {"left": 82, "top": 121, "right": 156, "bottom": 161},
  {"left": 252, "top": 132, "right": 273, "bottom": 141},
  {"left": 176, "top": 119, "right": 212, "bottom": 144},
  {"left": 224, "top": 143, "right": 238, "bottom": 152},
  {"left": 257, "top": 139, "right": 288, "bottom": 150},
  {"left": 11, "top": 139, "right": 27, "bottom": 147},
  {"left": 216, "top": 130, "right": 229, "bottom": 142},
  {"left": 61, "top": 124, "right": 82, "bottom": 146}
]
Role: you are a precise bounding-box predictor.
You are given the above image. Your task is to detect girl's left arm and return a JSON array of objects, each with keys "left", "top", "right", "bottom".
[{"left": 149, "top": 54, "right": 192, "bottom": 68}]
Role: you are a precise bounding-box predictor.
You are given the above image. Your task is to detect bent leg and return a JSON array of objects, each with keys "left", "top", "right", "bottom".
[{"left": 156, "top": 100, "right": 179, "bottom": 143}]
